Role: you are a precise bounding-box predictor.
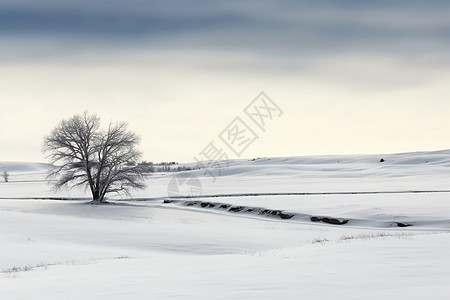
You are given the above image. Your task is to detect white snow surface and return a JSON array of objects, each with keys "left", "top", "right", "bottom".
[{"left": 0, "top": 150, "right": 449, "bottom": 299}]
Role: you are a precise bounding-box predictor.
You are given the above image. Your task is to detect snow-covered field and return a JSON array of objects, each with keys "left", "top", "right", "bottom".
[{"left": 1, "top": 150, "right": 449, "bottom": 299}]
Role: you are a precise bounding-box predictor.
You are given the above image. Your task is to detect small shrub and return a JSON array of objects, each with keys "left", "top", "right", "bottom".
[
  {"left": 309, "top": 237, "right": 329, "bottom": 244},
  {"left": 2, "top": 265, "right": 33, "bottom": 273},
  {"left": 339, "top": 232, "right": 412, "bottom": 241}
]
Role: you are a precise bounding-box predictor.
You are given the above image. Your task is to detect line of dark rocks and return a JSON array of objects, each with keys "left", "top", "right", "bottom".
[
  {"left": 163, "top": 199, "right": 355, "bottom": 225},
  {"left": 164, "top": 199, "right": 296, "bottom": 220},
  {"left": 162, "top": 199, "right": 413, "bottom": 227}
]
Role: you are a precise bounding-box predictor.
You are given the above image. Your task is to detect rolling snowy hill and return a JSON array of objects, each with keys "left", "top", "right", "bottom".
[{"left": 1, "top": 150, "right": 449, "bottom": 299}]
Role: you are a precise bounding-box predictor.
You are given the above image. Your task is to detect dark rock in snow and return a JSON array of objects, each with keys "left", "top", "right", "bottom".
[
  {"left": 310, "top": 216, "right": 349, "bottom": 225},
  {"left": 229, "top": 206, "right": 245, "bottom": 212},
  {"left": 396, "top": 222, "right": 412, "bottom": 227},
  {"left": 279, "top": 212, "right": 294, "bottom": 219}
]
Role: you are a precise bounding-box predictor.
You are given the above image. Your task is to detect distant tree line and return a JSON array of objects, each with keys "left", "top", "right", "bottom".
[{"left": 138, "top": 161, "right": 200, "bottom": 173}]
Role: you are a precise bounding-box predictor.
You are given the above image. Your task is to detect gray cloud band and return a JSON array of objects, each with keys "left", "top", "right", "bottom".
[{"left": 1, "top": 0, "right": 449, "bottom": 57}]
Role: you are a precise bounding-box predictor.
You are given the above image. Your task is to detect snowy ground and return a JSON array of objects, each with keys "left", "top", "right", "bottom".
[{"left": 0, "top": 150, "right": 449, "bottom": 299}]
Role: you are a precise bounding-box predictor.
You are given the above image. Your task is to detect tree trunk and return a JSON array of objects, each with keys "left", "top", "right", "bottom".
[{"left": 92, "top": 190, "right": 104, "bottom": 203}]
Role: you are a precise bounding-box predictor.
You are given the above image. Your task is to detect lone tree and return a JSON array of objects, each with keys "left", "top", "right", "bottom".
[
  {"left": 2, "top": 171, "right": 9, "bottom": 183},
  {"left": 43, "top": 112, "right": 147, "bottom": 203}
]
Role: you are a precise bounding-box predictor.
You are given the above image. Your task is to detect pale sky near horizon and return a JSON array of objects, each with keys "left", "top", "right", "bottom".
[{"left": 1, "top": 0, "right": 450, "bottom": 163}]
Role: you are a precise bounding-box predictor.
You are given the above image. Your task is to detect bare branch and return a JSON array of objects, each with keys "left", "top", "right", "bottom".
[{"left": 43, "top": 112, "right": 147, "bottom": 202}]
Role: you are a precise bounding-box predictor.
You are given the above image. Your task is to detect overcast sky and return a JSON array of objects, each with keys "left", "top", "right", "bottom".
[{"left": 1, "top": 0, "right": 450, "bottom": 163}]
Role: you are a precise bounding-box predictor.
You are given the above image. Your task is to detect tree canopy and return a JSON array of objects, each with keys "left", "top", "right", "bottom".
[{"left": 43, "top": 112, "right": 147, "bottom": 202}]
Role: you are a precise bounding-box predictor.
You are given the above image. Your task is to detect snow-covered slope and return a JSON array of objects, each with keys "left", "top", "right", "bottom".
[
  {"left": 1, "top": 150, "right": 449, "bottom": 299},
  {"left": 143, "top": 149, "right": 450, "bottom": 198},
  {"left": 0, "top": 161, "right": 51, "bottom": 173},
  {"left": 3, "top": 149, "right": 450, "bottom": 198}
]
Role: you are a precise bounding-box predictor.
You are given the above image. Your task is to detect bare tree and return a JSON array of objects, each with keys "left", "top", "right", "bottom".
[
  {"left": 2, "top": 171, "right": 9, "bottom": 183},
  {"left": 43, "top": 112, "right": 147, "bottom": 203}
]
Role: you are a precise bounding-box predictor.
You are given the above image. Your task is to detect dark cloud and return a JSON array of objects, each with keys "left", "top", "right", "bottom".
[
  {"left": 0, "top": 0, "right": 449, "bottom": 58},
  {"left": 0, "top": 3, "right": 260, "bottom": 36}
]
